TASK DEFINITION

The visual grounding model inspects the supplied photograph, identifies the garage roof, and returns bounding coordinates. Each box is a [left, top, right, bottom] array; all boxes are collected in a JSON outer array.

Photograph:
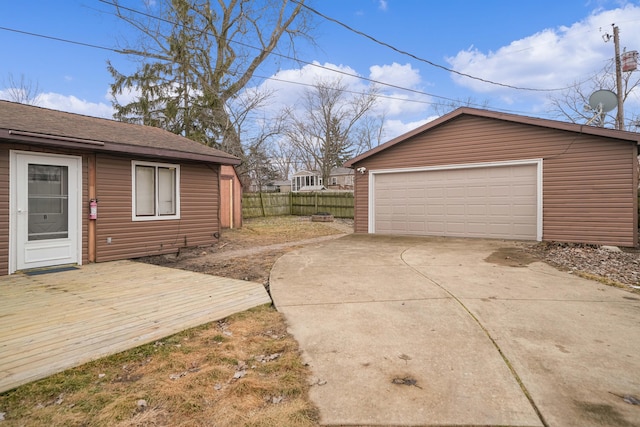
[[345, 107, 640, 167], [0, 100, 240, 165]]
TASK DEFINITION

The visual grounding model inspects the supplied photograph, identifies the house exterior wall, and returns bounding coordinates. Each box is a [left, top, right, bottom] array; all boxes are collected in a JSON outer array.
[[0, 147, 223, 275], [351, 115, 638, 246], [94, 154, 220, 262]]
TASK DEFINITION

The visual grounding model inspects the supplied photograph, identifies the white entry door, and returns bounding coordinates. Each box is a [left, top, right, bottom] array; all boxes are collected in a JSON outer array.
[[11, 151, 82, 273]]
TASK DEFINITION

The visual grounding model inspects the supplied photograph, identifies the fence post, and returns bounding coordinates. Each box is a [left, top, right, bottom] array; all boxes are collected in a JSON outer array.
[[260, 192, 265, 217], [315, 193, 318, 212]]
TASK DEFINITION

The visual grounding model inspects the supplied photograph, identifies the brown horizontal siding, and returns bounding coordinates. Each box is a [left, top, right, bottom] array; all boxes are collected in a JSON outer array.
[[94, 155, 220, 262], [0, 148, 10, 275], [353, 115, 637, 246]]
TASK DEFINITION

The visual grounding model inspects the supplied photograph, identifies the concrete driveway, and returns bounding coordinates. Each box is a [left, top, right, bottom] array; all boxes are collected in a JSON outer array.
[[270, 234, 640, 427]]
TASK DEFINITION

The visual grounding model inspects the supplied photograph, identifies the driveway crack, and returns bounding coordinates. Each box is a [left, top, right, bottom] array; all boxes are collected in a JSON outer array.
[[399, 247, 550, 427]]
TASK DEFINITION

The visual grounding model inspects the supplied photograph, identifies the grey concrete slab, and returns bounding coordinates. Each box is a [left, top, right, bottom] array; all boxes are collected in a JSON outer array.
[[270, 234, 640, 427]]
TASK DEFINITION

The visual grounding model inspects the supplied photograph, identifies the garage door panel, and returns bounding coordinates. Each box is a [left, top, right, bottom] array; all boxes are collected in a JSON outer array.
[[512, 205, 536, 216], [445, 221, 464, 231], [467, 205, 487, 215], [373, 164, 538, 240], [427, 188, 444, 198], [426, 205, 444, 215]]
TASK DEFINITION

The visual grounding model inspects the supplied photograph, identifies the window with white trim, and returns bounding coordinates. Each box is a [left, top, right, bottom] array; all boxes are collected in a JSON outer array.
[[132, 161, 180, 220]]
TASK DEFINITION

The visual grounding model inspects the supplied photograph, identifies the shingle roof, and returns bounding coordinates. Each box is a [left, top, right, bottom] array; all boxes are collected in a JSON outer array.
[[0, 100, 240, 165], [345, 107, 640, 167]]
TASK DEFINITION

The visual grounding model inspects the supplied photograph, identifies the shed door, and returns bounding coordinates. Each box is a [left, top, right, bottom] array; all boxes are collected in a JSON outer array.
[[372, 164, 538, 240], [11, 152, 82, 272]]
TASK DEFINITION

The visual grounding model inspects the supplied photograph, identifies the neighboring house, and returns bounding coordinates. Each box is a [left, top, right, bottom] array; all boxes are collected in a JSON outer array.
[[291, 168, 354, 192], [220, 165, 243, 229], [246, 179, 291, 193], [327, 167, 354, 190], [292, 170, 324, 192], [271, 180, 292, 193], [345, 107, 640, 247], [0, 101, 240, 276]]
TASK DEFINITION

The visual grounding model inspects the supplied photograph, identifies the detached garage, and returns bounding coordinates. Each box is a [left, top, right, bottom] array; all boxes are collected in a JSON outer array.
[[344, 108, 640, 247]]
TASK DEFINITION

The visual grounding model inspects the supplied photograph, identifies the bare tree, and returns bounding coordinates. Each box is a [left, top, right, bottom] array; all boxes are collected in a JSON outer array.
[[284, 78, 379, 185], [107, 0, 313, 179], [430, 96, 490, 117], [548, 61, 640, 130], [3, 73, 42, 105], [268, 137, 301, 181], [353, 112, 386, 155]]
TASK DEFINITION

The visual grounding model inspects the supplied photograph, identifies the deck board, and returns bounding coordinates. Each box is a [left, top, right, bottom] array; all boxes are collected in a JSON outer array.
[[0, 260, 272, 392]]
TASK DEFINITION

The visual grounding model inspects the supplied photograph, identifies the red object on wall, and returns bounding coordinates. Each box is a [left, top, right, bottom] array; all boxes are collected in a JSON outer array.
[[89, 199, 98, 220]]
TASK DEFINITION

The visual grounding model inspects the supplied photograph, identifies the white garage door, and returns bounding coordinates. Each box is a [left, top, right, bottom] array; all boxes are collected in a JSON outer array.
[[373, 163, 539, 240]]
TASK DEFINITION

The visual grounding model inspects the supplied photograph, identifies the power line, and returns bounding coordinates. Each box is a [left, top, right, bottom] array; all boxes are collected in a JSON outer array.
[[0, 26, 123, 54], [292, 0, 578, 93], [93, 0, 544, 112], [0, 23, 448, 104], [0, 23, 544, 116]]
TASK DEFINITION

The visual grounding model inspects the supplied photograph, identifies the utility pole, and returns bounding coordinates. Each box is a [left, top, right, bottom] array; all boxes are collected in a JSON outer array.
[[612, 25, 624, 130]]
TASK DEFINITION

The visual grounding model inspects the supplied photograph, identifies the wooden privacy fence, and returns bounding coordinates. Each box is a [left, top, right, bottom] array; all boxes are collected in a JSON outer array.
[[243, 192, 354, 218]]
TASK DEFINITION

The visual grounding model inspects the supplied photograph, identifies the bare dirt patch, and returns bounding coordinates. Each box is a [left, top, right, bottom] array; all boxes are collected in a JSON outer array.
[[485, 247, 539, 267], [138, 216, 352, 287]]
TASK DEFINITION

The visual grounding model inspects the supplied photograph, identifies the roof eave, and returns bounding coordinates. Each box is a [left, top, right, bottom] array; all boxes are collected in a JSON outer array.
[[101, 142, 241, 165], [0, 129, 241, 165]]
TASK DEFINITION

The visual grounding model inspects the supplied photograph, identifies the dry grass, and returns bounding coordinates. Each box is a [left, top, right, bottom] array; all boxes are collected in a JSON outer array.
[[0, 305, 319, 427], [216, 216, 345, 250], [0, 216, 350, 427]]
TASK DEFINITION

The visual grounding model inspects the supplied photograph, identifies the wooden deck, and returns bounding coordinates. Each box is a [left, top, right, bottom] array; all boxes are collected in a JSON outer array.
[[0, 260, 272, 393]]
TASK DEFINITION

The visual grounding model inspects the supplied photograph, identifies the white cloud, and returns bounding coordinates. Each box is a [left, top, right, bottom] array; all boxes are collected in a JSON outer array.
[[256, 61, 365, 111], [247, 61, 436, 142], [446, 4, 640, 97], [378, 0, 388, 11], [369, 62, 421, 88], [383, 116, 436, 140], [37, 93, 114, 118], [0, 90, 113, 119]]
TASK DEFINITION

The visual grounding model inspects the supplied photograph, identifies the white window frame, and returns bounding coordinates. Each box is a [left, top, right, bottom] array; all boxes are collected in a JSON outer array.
[[131, 160, 180, 221]]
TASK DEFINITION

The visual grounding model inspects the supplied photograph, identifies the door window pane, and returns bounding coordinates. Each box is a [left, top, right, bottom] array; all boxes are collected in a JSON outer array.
[[28, 164, 68, 241]]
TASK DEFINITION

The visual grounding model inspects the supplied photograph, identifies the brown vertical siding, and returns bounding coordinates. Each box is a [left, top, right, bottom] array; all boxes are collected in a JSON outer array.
[[352, 115, 637, 246], [353, 172, 369, 233], [0, 148, 10, 276], [95, 154, 220, 261], [219, 165, 243, 229]]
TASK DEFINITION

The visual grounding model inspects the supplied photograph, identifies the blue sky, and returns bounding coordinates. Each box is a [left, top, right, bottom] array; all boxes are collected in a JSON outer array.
[[1, 0, 639, 140]]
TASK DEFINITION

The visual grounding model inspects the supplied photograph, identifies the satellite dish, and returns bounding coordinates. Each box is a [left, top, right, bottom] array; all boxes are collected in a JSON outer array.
[[585, 89, 618, 127], [588, 89, 618, 113]]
